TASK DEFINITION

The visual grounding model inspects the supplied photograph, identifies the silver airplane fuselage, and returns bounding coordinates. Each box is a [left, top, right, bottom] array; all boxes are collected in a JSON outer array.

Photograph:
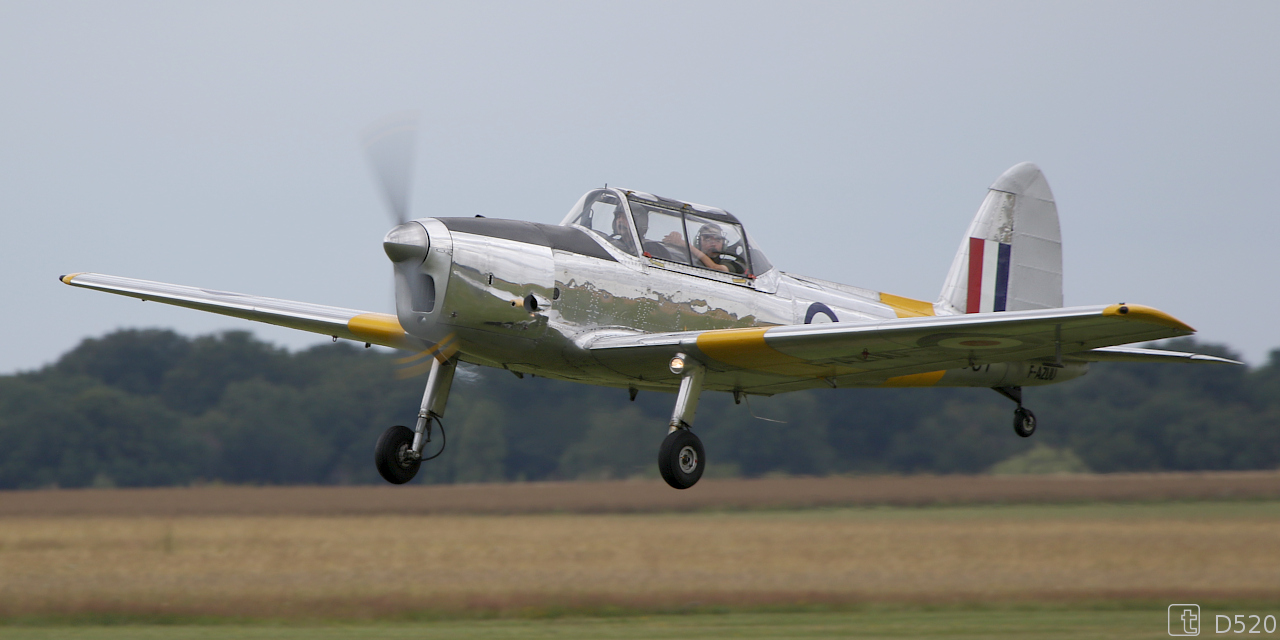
[[386, 192, 1086, 396]]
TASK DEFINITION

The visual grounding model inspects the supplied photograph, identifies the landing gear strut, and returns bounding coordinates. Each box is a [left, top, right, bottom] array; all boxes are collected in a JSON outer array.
[[994, 386, 1036, 438], [375, 357, 455, 484], [659, 353, 706, 489]]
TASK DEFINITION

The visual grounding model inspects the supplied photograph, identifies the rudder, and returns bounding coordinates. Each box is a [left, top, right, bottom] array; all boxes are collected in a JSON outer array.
[[938, 162, 1062, 314]]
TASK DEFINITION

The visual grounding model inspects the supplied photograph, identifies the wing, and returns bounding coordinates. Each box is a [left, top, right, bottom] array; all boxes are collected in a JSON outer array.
[[583, 303, 1202, 391], [60, 273, 425, 352]]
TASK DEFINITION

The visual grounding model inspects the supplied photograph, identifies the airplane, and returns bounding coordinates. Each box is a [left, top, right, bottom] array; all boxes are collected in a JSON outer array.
[[61, 133, 1238, 489]]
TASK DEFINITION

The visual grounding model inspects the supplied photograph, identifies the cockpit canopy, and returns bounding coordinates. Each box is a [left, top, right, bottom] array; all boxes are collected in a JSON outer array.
[[562, 188, 773, 276]]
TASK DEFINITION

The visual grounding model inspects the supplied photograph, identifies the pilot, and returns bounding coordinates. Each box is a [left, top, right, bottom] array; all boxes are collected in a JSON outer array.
[[609, 206, 637, 253], [668, 223, 743, 273]]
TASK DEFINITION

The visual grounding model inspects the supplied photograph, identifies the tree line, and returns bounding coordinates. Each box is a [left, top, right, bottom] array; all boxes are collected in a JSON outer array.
[[0, 328, 1274, 489]]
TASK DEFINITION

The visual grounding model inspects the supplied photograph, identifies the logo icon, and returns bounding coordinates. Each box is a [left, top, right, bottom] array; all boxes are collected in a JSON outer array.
[[1169, 604, 1200, 636]]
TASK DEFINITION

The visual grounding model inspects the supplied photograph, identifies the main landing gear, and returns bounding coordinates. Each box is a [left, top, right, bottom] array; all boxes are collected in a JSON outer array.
[[1013, 407, 1037, 438], [375, 357, 455, 484], [659, 353, 707, 489], [994, 386, 1037, 438]]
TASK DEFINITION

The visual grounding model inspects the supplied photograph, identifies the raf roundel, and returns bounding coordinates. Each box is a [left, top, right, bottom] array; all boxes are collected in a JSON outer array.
[[935, 336, 1025, 350]]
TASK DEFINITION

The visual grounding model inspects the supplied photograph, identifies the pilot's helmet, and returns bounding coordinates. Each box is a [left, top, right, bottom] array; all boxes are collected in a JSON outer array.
[[695, 223, 724, 250]]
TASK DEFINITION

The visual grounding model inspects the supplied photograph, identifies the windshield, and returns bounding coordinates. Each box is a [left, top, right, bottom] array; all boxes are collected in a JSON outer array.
[[560, 188, 776, 275], [632, 202, 692, 265], [563, 189, 638, 255], [627, 194, 759, 276], [686, 212, 748, 274]]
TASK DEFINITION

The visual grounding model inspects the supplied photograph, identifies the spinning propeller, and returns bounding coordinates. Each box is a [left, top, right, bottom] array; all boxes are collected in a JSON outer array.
[[362, 111, 420, 225], [361, 112, 457, 376]]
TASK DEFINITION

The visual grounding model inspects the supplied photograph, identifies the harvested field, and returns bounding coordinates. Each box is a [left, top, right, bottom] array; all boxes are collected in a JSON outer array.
[[0, 610, 1208, 640], [2, 471, 1279, 517], [3, 474, 1278, 620], [1, 501, 1278, 619]]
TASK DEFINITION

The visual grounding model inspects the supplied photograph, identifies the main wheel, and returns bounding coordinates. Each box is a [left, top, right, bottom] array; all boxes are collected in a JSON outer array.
[[375, 425, 421, 484], [658, 429, 705, 489], [1013, 407, 1037, 438]]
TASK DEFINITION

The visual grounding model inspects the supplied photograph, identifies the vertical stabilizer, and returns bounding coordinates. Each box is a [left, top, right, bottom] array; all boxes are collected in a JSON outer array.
[[938, 162, 1062, 314]]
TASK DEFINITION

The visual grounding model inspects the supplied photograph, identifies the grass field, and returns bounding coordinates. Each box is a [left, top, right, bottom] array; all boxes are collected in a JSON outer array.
[[2, 471, 1277, 516], [1, 502, 1276, 618], [1, 475, 1277, 637], [0, 609, 1227, 639]]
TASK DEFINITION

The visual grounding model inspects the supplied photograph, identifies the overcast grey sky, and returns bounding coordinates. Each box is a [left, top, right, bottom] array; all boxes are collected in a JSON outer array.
[[3, 1, 1277, 373]]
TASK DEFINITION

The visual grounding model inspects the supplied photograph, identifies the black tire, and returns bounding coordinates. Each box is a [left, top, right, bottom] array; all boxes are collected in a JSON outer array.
[[1013, 407, 1037, 438], [658, 429, 705, 489], [375, 425, 421, 484]]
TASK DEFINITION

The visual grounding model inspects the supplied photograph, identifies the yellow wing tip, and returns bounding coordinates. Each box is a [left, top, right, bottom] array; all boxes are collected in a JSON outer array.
[[1103, 303, 1194, 332], [60, 273, 85, 285]]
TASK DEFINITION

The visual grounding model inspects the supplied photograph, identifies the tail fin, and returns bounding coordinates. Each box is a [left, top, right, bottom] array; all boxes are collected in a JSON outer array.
[[938, 162, 1062, 314]]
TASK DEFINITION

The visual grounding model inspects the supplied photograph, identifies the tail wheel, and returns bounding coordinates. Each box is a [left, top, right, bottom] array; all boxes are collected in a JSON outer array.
[[375, 425, 421, 484], [1013, 407, 1037, 438], [659, 429, 705, 490]]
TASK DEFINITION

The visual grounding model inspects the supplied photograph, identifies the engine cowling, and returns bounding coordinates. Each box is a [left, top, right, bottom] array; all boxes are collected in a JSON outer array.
[[385, 220, 454, 345]]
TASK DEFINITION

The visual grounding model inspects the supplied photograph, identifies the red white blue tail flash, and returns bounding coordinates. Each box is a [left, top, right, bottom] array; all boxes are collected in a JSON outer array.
[[966, 237, 1011, 313]]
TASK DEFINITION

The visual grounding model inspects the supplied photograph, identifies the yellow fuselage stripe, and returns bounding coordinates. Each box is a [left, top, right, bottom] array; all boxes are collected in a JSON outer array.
[[880, 292, 936, 318]]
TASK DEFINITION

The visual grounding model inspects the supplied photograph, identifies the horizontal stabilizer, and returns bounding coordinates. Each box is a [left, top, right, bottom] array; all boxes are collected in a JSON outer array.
[[1074, 346, 1242, 365]]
